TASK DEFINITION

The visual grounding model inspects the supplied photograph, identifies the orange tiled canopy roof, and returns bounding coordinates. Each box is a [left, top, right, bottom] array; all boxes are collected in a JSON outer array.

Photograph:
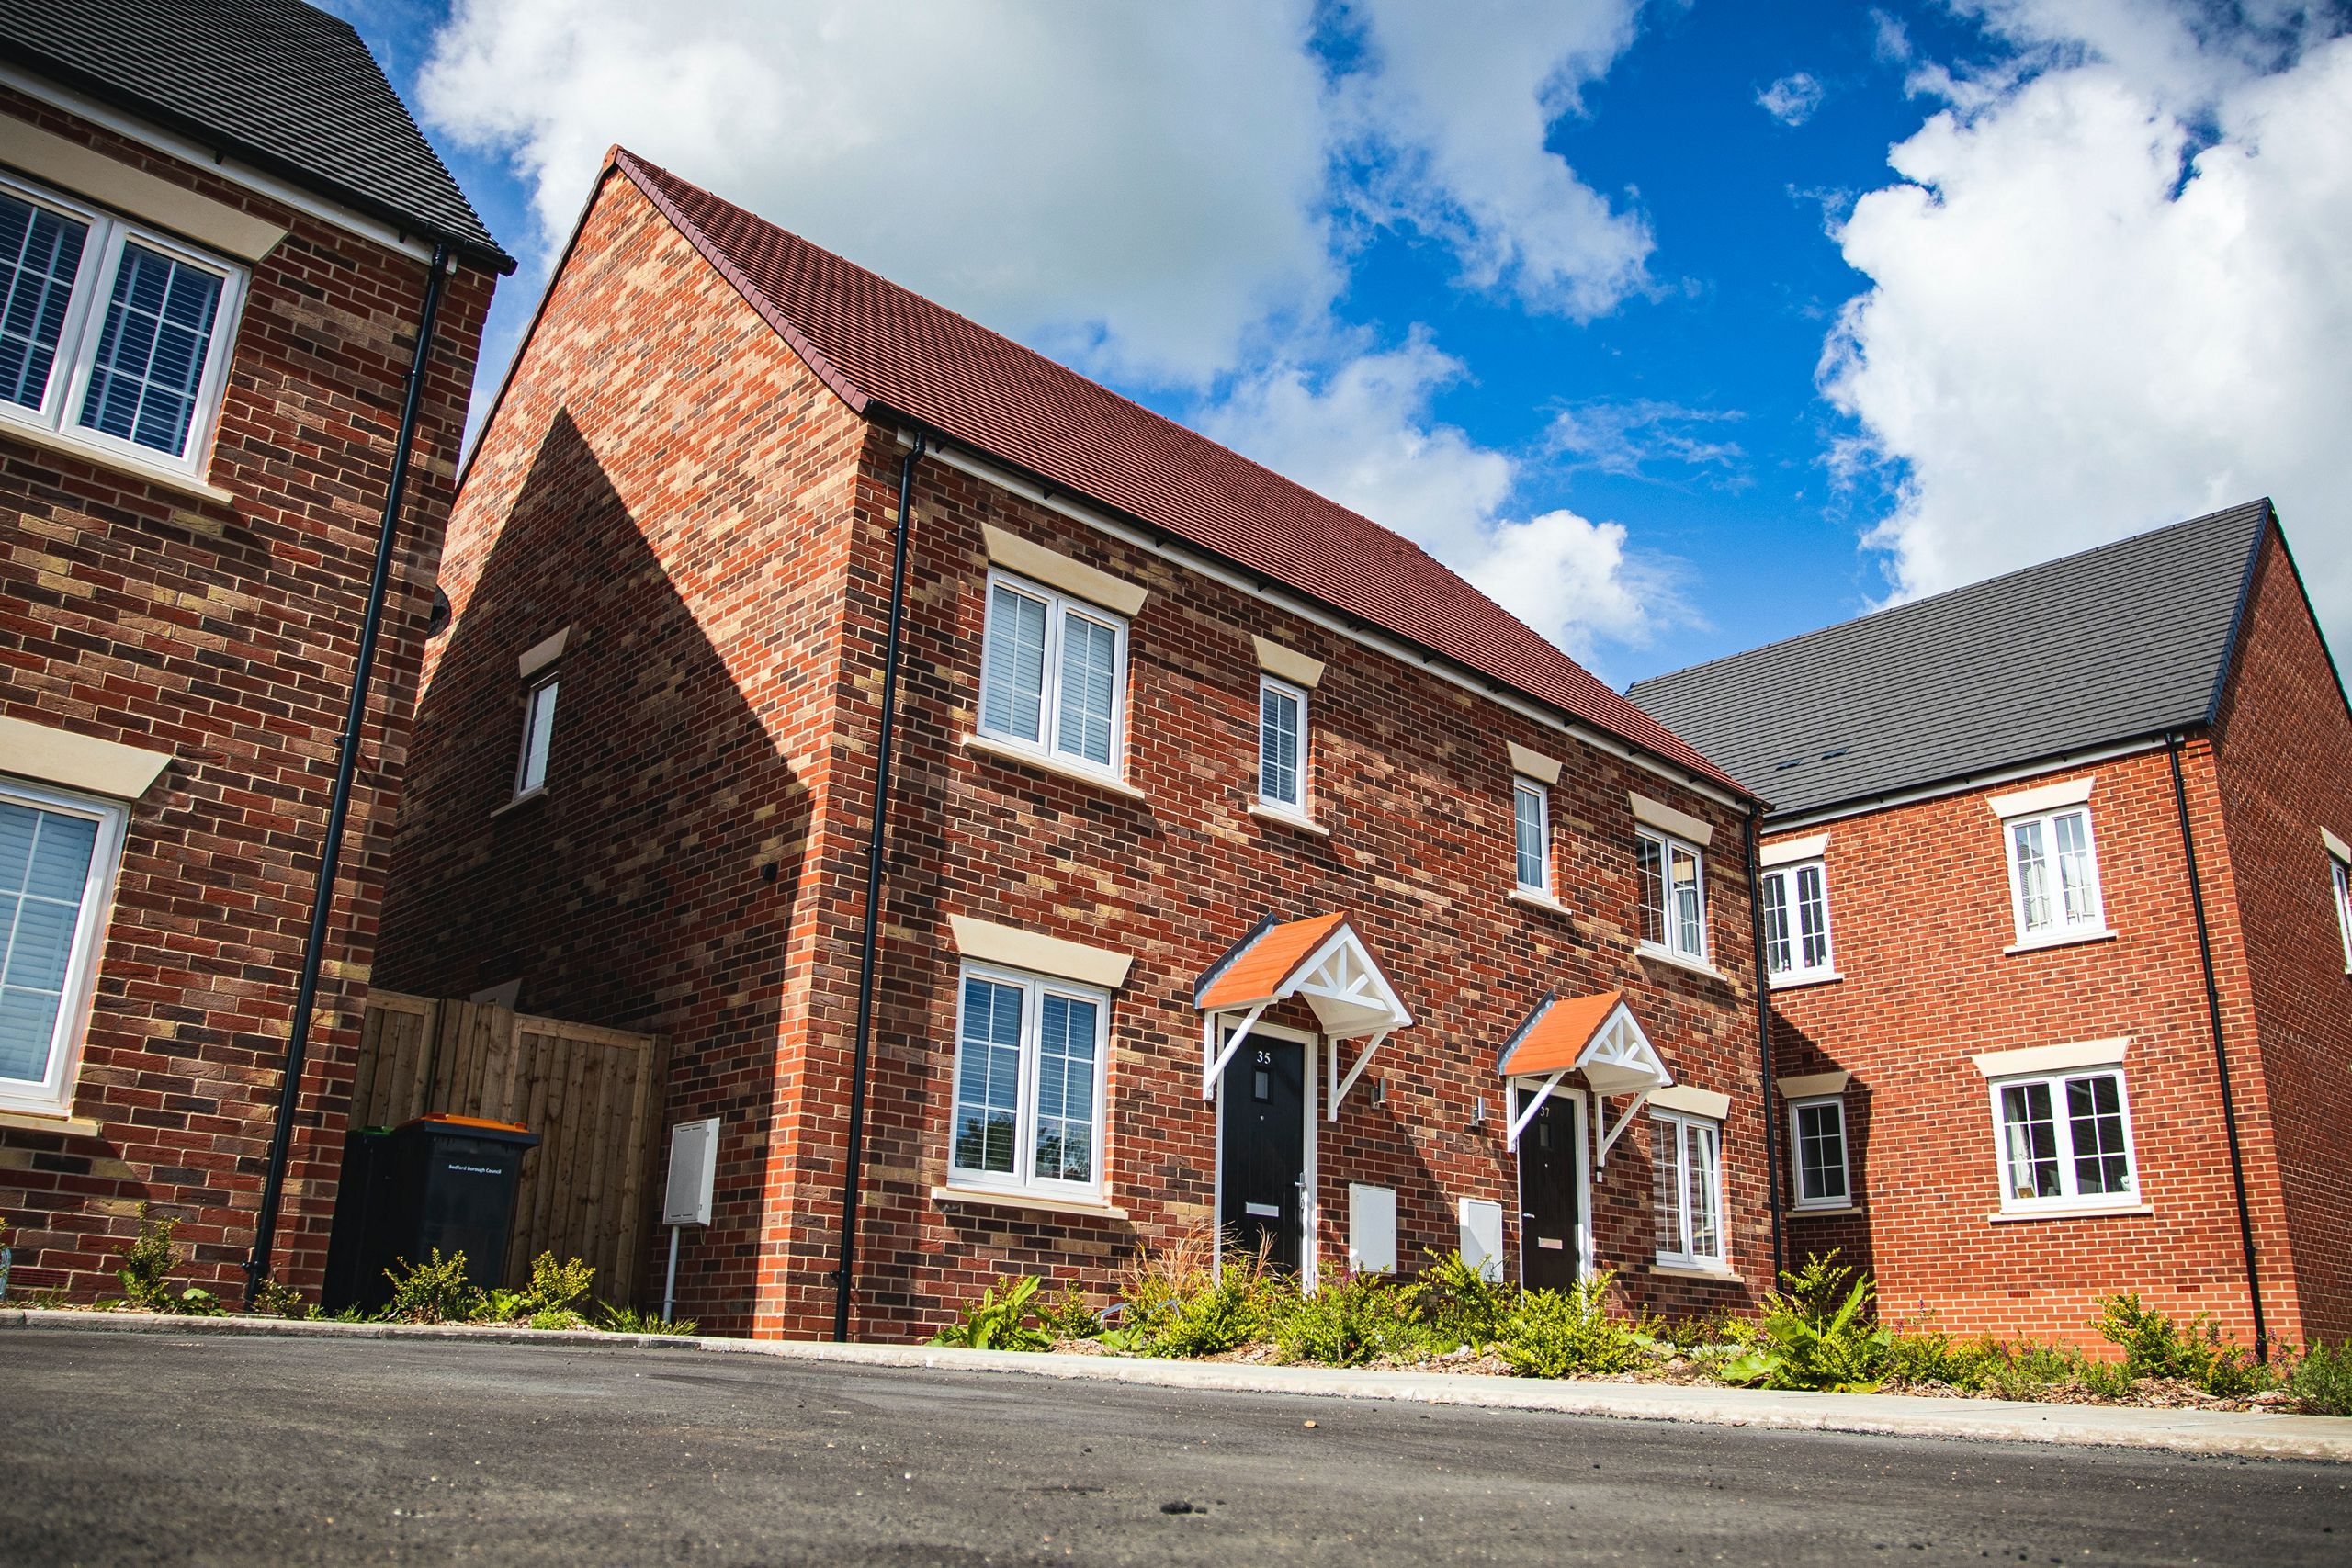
[[1496, 991, 1628, 1077], [1196, 913, 1352, 1011]]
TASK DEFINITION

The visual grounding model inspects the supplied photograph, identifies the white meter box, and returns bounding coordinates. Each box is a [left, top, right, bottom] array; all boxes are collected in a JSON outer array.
[[662, 1117, 720, 1227]]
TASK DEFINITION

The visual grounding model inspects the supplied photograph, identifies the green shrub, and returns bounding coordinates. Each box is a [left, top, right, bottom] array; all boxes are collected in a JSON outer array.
[[595, 1302, 697, 1336], [1720, 1253, 1889, 1393], [1148, 1269, 1277, 1358], [381, 1248, 481, 1325], [1497, 1272, 1641, 1379], [1038, 1281, 1106, 1341], [1982, 1339, 2078, 1402], [2091, 1292, 2271, 1396], [1273, 1273, 1423, 1367], [2286, 1340, 2352, 1416], [1885, 1326, 1999, 1391], [114, 1205, 223, 1316], [521, 1252, 594, 1316], [1404, 1250, 1514, 1351], [929, 1274, 1051, 1351], [249, 1278, 319, 1320]]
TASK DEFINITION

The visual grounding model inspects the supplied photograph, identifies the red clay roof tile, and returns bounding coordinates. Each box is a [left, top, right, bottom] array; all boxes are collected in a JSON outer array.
[[1197, 912, 1352, 1010], [1498, 990, 1627, 1077]]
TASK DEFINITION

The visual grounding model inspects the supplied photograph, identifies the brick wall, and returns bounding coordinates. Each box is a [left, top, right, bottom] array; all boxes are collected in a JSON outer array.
[[0, 93, 494, 1299], [1765, 745, 2299, 1348], [2209, 523, 2352, 1345], [379, 168, 1770, 1341]]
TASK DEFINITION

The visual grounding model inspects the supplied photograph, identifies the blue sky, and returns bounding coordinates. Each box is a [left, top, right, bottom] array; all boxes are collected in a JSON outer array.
[[332, 1, 2351, 690]]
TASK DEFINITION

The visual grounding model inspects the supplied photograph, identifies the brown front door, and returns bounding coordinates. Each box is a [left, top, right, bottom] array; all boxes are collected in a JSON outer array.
[[1517, 1091, 1579, 1292]]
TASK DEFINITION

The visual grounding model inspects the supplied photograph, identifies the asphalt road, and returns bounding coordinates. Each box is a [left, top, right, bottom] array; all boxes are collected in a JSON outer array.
[[1, 1331, 2345, 1565]]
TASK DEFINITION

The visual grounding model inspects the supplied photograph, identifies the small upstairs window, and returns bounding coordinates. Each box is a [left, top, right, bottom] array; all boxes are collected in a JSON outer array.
[[0, 175, 243, 477], [1637, 829, 1707, 962], [1760, 860, 1835, 984], [1512, 778, 1550, 894], [1788, 1095, 1849, 1210], [1257, 675, 1307, 816], [978, 570, 1127, 780], [2006, 805, 2105, 944], [2329, 841, 2351, 974], [514, 671, 558, 797]]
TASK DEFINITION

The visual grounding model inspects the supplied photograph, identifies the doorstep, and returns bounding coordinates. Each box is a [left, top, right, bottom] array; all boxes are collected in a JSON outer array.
[[5, 1308, 2344, 1463]]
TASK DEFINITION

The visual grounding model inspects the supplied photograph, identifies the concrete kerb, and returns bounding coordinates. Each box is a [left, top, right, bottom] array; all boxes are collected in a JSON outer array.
[[7, 1307, 2347, 1463]]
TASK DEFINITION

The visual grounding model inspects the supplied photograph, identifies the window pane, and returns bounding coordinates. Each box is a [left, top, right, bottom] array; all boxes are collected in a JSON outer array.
[[1260, 685, 1301, 807], [2336, 861, 2352, 970], [1637, 835, 1666, 947], [1053, 611, 1118, 766], [2053, 811, 2098, 926], [77, 242, 223, 457], [1688, 1122, 1722, 1258], [1651, 1120, 1680, 1255], [2011, 819, 2052, 932], [1999, 1081, 2061, 1199], [1034, 993, 1099, 1182], [517, 677, 558, 795], [980, 585, 1047, 742], [0, 192, 88, 411], [954, 977, 1024, 1175], [2065, 1074, 2132, 1195], [1795, 864, 1831, 970], [1796, 1101, 1847, 1202], [0, 801, 100, 1086], [1670, 843, 1704, 956], [1513, 784, 1545, 889], [1761, 871, 1792, 974]]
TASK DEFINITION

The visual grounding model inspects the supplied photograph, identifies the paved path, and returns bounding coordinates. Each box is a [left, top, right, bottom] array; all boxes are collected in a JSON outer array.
[[4, 1327, 2347, 1564]]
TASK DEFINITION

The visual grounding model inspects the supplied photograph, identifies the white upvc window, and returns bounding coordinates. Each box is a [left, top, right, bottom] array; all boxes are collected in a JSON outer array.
[[1637, 829, 1707, 962], [0, 779, 128, 1117], [1761, 860, 1835, 983], [1512, 777, 1550, 894], [1652, 1109, 1725, 1269], [1990, 1067, 2138, 1212], [2329, 850, 2351, 974], [1788, 1095, 1849, 1210], [949, 963, 1110, 1201], [2006, 805, 2106, 944], [0, 173, 245, 478], [978, 570, 1128, 780], [1257, 674, 1307, 815], [514, 670, 559, 798]]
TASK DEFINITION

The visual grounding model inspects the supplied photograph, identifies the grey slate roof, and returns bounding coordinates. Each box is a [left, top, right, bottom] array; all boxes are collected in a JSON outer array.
[[0, 0, 512, 271], [1627, 502, 2274, 820]]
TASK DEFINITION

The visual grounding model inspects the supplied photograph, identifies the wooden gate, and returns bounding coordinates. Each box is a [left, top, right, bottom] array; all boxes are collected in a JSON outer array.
[[348, 992, 668, 1298]]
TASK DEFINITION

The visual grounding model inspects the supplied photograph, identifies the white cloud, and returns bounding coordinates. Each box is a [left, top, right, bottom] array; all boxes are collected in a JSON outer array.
[[417, 0, 1337, 388], [1197, 333, 1688, 664], [1332, 0, 1656, 319], [1758, 73, 1827, 127], [1824, 7, 2352, 649], [1547, 400, 1746, 480]]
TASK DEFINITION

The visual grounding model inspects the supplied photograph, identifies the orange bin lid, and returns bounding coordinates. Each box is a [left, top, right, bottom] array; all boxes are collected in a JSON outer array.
[[400, 1111, 532, 1134]]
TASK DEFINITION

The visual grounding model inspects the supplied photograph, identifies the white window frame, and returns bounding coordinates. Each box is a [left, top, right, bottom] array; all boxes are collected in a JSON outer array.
[[1760, 859, 1837, 985], [1256, 673, 1308, 816], [976, 569, 1130, 783], [1787, 1094, 1849, 1211], [1987, 1066, 2140, 1213], [2003, 805, 2109, 947], [2329, 851, 2351, 976], [1637, 828, 1709, 964], [1511, 776, 1551, 895], [513, 669, 559, 799], [946, 961, 1112, 1202], [0, 170, 246, 480], [1652, 1108, 1727, 1269], [0, 776, 130, 1118]]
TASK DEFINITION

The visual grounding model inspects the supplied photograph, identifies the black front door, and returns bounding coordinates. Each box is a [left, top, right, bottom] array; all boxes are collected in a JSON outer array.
[[1220, 1036, 1305, 1271], [1518, 1092, 1580, 1292]]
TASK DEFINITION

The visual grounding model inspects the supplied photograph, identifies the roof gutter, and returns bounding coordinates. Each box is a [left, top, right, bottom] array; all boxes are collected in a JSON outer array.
[[831, 432, 927, 1341], [243, 241, 455, 1303], [2165, 730, 2267, 1360]]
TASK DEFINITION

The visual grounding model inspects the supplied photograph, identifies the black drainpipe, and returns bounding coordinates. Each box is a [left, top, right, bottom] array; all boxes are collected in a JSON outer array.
[[1745, 803, 1785, 1283], [831, 433, 927, 1341], [2165, 731, 2268, 1360], [244, 242, 454, 1302]]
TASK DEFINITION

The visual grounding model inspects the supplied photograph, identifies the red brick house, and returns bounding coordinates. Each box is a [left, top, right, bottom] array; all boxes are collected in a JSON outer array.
[[1633, 502, 2352, 1352], [0, 1, 508, 1300], [376, 149, 1777, 1341]]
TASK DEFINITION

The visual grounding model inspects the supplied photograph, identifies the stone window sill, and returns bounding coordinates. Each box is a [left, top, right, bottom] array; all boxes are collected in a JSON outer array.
[[0, 416, 236, 506], [1249, 802, 1330, 838], [961, 734, 1147, 801], [1988, 1202, 2152, 1224], [2003, 928, 2118, 957], [1770, 970, 1844, 992], [1510, 887, 1574, 919], [492, 785, 548, 818], [1636, 942, 1726, 981], [930, 1184, 1130, 1222], [1789, 1203, 1863, 1218], [0, 1108, 103, 1137], [1649, 1260, 1742, 1283]]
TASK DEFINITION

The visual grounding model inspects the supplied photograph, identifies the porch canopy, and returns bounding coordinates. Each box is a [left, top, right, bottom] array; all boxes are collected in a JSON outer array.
[[1494, 989, 1671, 1163], [1194, 912, 1412, 1116]]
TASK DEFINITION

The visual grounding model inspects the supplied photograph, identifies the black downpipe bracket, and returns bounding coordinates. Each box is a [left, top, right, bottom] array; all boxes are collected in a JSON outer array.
[[1745, 804, 1786, 1282], [243, 243, 454, 1302], [2166, 732, 2268, 1360], [833, 434, 927, 1341]]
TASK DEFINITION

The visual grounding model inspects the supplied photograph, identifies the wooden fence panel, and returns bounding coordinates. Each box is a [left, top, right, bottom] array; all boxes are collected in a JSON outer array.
[[350, 992, 664, 1297]]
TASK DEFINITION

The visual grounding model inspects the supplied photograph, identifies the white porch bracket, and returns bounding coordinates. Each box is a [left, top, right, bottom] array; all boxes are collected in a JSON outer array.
[[1326, 1031, 1389, 1120], [1505, 1068, 1570, 1151], [1202, 1002, 1270, 1100], [1594, 1089, 1654, 1170]]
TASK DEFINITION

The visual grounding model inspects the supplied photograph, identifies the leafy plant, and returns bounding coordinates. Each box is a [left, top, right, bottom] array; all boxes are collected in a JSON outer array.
[[1982, 1339, 2078, 1402], [115, 1205, 222, 1316], [929, 1274, 1051, 1350], [1497, 1272, 1642, 1378], [1404, 1250, 1514, 1351], [596, 1302, 697, 1336], [1273, 1272, 1421, 1366], [1037, 1280, 1106, 1341], [250, 1278, 319, 1320], [381, 1248, 481, 1325], [521, 1252, 595, 1317], [1720, 1253, 1889, 1392], [2286, 1339, 2352, 1416], [2092, 1292, 2269, 1396], [1884, 1325, 1999, 1391], [478, 1288, 528, 1323]]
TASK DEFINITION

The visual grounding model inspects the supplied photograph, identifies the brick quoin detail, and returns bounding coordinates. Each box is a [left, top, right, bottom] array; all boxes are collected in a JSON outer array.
[[0, 90, 495, 1303], [378, 170, 1770, 1342]]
